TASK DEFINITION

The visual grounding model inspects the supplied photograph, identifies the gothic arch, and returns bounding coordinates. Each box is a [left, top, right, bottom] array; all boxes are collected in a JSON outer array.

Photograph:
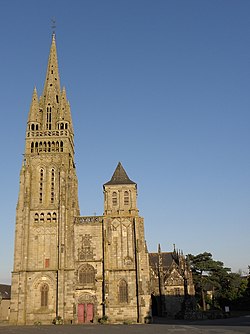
[[77, 293, 96, 304], [32, 274, 55, 293], [37, 165, 46, 174], [118, 279, 128, 303], [31, 274, 55, 311], [78, 264, 95, 285]]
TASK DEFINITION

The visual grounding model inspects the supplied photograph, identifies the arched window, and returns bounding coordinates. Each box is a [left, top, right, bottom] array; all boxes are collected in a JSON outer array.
[[34, 213, 39, 223], [41, 284, 49, 307], [124, 191, 129, 205], [48, 141, 51, 152], [60, 141, 63, 152], [51, 169, 55, 203], [31, 142, 34, 153], [40, 213, 44, 222], [39, 169, 44, 203], [46, 106, 52, 130], [118, 279, 128, 303], [52, 212, 57, 223], [112, 192, 117, 206], [79, 264, 95, 285], [47, 212, 51, 223]]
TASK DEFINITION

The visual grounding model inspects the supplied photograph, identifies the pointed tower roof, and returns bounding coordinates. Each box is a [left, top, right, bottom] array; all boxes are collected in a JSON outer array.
[[104, 162, 136, 186], [42, 33, 61, 97]]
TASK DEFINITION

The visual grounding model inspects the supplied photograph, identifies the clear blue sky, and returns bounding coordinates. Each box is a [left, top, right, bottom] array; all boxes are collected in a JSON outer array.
[[0, 0, 249, 284]]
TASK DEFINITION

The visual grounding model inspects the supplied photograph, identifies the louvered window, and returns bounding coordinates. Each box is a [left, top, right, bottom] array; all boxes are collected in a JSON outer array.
[[112, 192, 118, 206]]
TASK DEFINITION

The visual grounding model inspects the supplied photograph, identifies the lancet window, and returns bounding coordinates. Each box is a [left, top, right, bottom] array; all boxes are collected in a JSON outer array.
[[51, 169, 55, 203], [39, 169, 44, 203], [40, 284, 49, 307], [52, 212, 57, 223], [47, 213, 51, 223], [34, 213, 39, 223], [46, 106, 52, 130], [40, 213, 44, 222], [118, 279, 128, 303]]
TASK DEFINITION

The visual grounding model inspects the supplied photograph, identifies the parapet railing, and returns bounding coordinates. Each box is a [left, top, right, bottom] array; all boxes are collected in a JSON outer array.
[[74, 216, 103, 224]]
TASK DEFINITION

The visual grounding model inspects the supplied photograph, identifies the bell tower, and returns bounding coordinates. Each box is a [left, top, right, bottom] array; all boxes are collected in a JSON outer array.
[[102, 162, 150, 323], [10, 34, 80, 325]]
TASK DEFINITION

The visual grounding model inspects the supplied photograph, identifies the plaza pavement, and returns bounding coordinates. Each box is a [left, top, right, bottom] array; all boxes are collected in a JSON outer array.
[[0, 316, 250, 334]]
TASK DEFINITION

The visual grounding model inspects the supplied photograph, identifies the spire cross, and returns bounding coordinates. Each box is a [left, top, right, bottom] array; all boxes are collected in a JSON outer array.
[[51, 18, 56, 34]]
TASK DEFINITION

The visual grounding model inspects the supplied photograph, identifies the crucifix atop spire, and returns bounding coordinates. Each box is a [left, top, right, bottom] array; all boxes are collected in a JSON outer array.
[[51, 18, 56, 35]]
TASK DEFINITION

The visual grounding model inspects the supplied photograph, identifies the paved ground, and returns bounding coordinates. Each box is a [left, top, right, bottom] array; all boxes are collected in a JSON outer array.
[[0, 316, 250, 334]]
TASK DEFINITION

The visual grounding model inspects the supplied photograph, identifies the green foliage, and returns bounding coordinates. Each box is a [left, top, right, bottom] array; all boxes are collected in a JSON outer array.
[[52, 315, 63, 325], [187, 252, 249, 311], [98, 315, 108, 324], [144, 315, 152, 324]]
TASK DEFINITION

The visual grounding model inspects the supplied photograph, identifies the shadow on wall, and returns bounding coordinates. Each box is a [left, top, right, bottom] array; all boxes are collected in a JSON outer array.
[[151, 294, 197, 319]]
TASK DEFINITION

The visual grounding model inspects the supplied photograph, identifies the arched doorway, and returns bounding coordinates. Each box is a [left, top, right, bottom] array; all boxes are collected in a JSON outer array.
[[77, 293, 96, 324], [77, 303, 94, 323]]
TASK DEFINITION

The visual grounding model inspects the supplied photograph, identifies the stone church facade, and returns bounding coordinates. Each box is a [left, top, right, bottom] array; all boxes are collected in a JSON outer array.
[[10, 35, 194, 325]]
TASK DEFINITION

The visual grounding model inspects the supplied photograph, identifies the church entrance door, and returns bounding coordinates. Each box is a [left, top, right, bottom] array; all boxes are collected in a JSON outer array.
[[77, 303, 94, 323], [78, 304, 85, 323], [86, 303, 94, 322]]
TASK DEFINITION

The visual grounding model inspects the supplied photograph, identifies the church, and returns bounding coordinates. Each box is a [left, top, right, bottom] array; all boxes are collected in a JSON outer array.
[[9, 34, 194, 325]]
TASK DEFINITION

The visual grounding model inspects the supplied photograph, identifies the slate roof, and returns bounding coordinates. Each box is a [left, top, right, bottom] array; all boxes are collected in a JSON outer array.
[[0, 284, 11, 300], [104, 162, 136, 186], [149, 252, 177, 270]]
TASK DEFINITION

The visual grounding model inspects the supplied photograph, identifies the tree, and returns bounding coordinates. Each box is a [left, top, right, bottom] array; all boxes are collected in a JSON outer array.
[[187, 252, 218, 310], [187, 252, 246, 311], [187, 253, 250, 312]]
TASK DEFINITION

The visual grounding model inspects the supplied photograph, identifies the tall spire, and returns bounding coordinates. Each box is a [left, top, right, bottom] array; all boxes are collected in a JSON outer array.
[[42, 34, 61, 99]]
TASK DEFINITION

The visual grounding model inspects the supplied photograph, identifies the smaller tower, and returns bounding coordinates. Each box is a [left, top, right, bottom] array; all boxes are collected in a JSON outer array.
[[102, 162, 150, 323]]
